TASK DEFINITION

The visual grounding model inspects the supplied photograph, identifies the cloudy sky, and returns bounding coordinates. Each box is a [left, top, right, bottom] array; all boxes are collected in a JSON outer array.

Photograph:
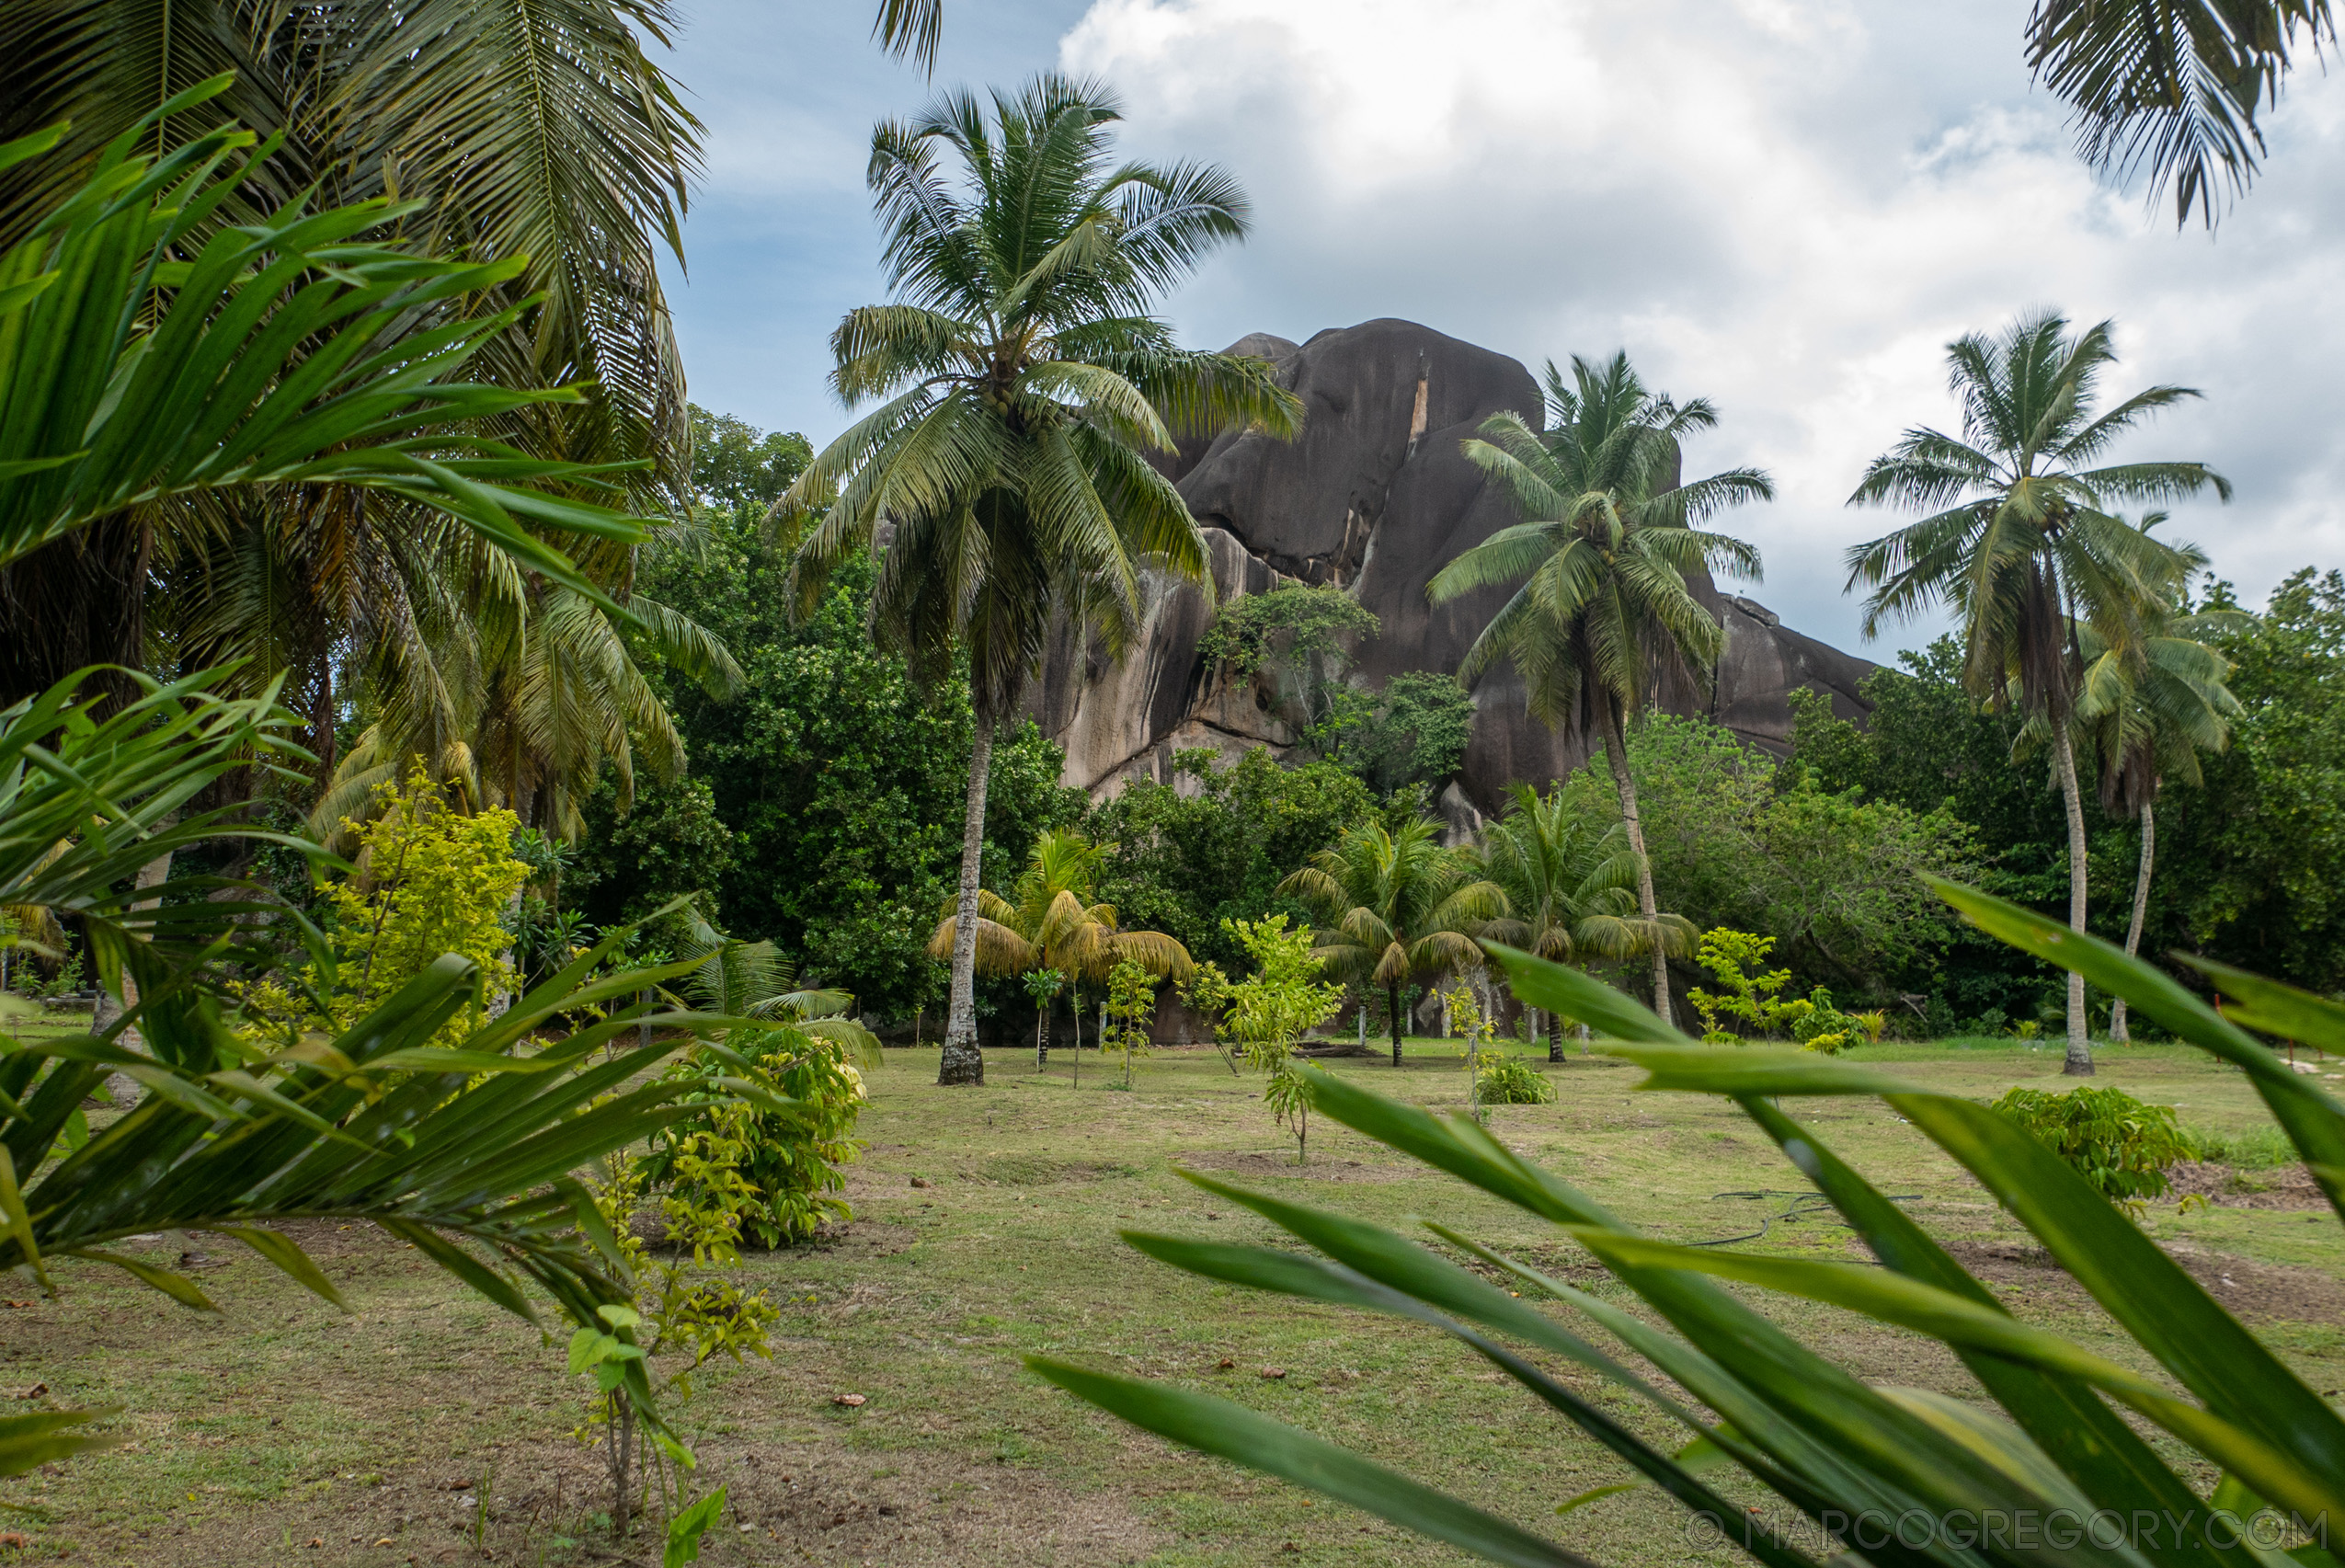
[[657, 0, 2343, 654]]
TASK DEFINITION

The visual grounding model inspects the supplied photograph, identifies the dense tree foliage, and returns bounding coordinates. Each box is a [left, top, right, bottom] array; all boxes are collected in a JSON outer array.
[[1564, 714, 1976, 1017], [2155, 569, 2345, 993], [1789, 567, 2345, 1023], [1088, 749, 1377, 974], [588, 467, 1081, 1021]]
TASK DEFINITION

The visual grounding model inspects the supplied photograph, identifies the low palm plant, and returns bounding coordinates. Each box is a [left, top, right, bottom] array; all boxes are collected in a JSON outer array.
[[1279, 816, 1506, 1068], [1039, 884, 2345, 1567], [1471, 783, 1692, 1059], [927, 828, 1193, 1052]]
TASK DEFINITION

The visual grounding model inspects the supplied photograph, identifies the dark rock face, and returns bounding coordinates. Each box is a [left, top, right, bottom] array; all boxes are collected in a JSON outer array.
[[1022, 319, 1877, 812]]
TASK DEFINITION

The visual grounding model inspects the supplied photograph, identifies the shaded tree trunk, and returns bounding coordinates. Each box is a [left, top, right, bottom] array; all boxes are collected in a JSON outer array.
[[939, 708, 995, 1087], [1388, 980, 1403, 1068], [2111, 799, 2154, 1045], [2052, 727, 2093, 1075], [1601, 700, 1673, 1028]]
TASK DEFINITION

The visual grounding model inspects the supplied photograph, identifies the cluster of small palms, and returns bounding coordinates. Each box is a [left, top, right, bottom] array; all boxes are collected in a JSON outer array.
[[925, 827, 1194, 1057]]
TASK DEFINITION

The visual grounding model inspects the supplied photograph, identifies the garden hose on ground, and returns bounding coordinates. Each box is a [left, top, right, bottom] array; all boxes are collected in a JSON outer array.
[[1687, 1189, 1921, 1248]]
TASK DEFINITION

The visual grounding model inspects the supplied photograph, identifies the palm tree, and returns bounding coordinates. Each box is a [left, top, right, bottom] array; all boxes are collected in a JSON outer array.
[[1426, 352, 1770, 1027], [0, 0, 701, 486], [2062, 541, 2245, 1043], [2025, 0, 2335, 227], [0, 104, 646, 606], [1846, 310, 2227, 1073], [927, 828, 1193, 1055], [1471, 784, 1693, 1060], [784, 75, 1300, 1087], [1279, 816, 1506, 1068], [307, 569, 742, 844], [0, 8, 710, 825]]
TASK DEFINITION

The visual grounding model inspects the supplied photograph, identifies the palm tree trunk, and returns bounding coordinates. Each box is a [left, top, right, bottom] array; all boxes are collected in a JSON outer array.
[[2052, 726, 2093, 1075], [939, 708, 996, 1087], [2111, 800, 2154, 1046], [1601, 702, 1674, 1028], [1388, 981, 1403, 1068]]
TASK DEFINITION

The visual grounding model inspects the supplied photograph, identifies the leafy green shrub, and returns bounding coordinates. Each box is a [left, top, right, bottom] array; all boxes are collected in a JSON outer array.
[[1196, 581, 1378, 679], [645, 1027, 867, 1247], [1788, 986, 1862, 1054], [1474, 1053, 1554, 1105], [1684, 927, 1797, 1041], [1989, 1083, 2198, 1211], [234, 766, 532, 1052]]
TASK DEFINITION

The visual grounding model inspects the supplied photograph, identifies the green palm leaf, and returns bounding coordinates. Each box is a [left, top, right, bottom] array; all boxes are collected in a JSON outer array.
[[0, 86, 647, 601]]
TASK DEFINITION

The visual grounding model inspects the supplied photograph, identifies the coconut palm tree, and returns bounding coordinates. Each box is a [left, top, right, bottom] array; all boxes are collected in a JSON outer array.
[[1278, 816, 1506, 1068], [2060, 539, 2246, 1043], [2025, 0, 2335, 228], [1471, 784, 1693, 1060], [1846, 310, 2227, 1073], [1425, 352, 1769, 1027], [927, 828, 1194, 1055], [784, 74, 1300, 1087]]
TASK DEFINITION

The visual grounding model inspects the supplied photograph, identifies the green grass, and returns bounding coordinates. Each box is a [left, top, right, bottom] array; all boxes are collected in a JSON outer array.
[[6, 1036, 2340, 1566]]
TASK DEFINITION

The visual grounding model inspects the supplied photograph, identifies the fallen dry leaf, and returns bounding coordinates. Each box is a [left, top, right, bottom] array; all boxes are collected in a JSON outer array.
[[1, 1300, 31, 1310], [0, 1532, 28, 1549], [1216, 1358, 1235, 1370], [17, 1383, 46, 1401], [1259, 1368, 1287, 1379], [831, 1393, 867, 1407]]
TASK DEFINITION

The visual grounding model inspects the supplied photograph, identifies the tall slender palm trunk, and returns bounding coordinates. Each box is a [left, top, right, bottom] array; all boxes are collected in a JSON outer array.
[[1601, 703, 1674, 1028], [1388, 980, 1404, 1068], [2111, 800, 2154, 1045], [2052, 727, 2094, 1075], [940, 709, 996, 1086]]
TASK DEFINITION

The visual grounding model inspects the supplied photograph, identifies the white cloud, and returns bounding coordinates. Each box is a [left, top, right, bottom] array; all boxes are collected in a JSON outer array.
[[1058, 0, 2345, 650]]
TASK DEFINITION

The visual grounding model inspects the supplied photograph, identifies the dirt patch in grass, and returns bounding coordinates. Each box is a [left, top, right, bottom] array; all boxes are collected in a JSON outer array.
[[1946, 1238, 2345, 1323], [1171, 1150, 1414, 1183], [124, 1436, 1162, 1567], [967, 1155, 1142, 1187], [2166, 1160, 2331, 1210]]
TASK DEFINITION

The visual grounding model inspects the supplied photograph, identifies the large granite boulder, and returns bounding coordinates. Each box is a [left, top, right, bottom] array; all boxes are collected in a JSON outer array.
[[1022, 319, 1877, 812]]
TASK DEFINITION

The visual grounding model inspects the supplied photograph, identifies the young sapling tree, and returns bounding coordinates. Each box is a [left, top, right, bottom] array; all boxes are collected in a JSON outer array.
[[1214, 916, 1344, 1162]]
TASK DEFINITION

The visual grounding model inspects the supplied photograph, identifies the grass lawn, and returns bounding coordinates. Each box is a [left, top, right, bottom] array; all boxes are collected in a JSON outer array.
[[7, 1036, 2341, 1567]]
